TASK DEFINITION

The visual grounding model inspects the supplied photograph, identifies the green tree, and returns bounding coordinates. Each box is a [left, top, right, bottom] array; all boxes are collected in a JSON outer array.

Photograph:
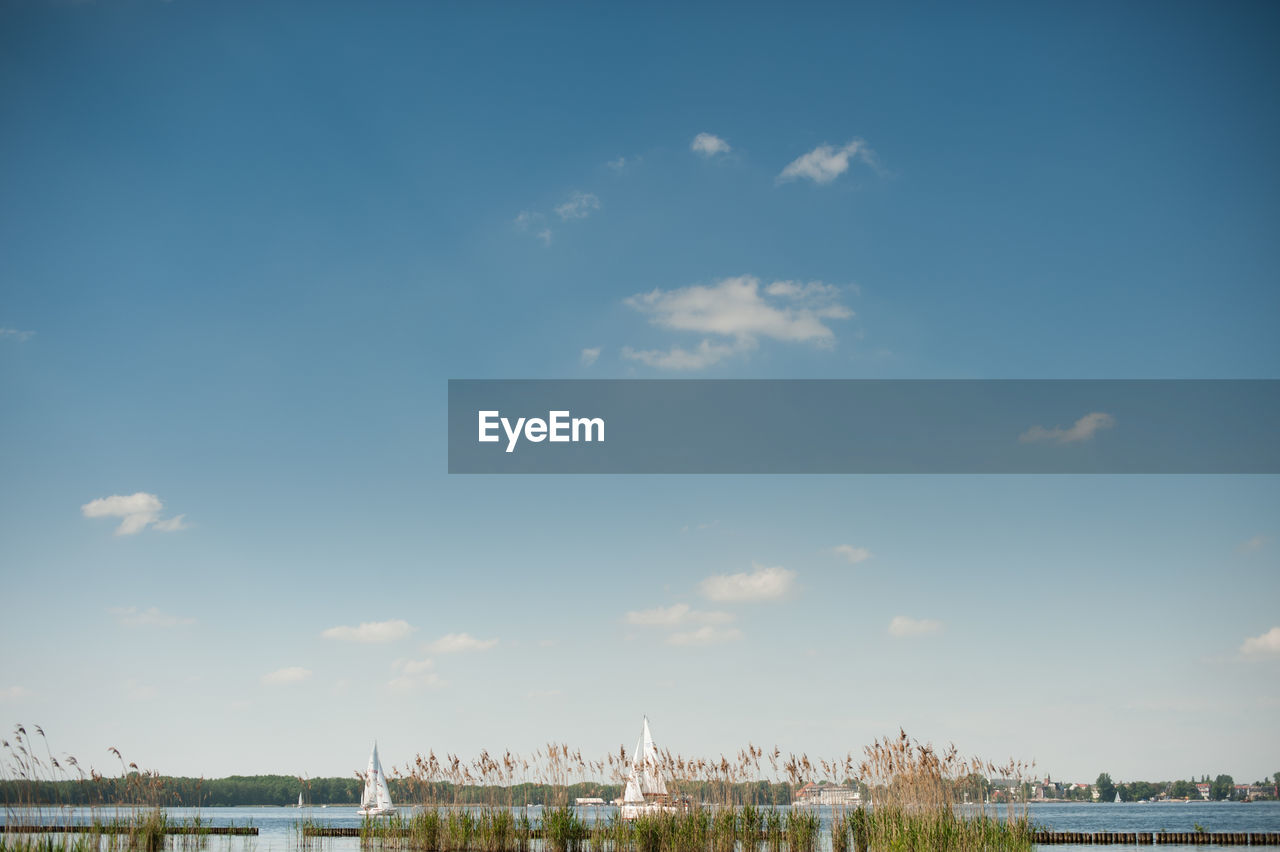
[[1095, 773, 1116, 803], [1210, 774, 1234, 801]]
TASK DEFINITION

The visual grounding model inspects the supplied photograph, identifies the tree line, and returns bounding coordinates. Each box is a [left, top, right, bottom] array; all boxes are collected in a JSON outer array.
[[1092, 772, 1278, 802], [0, 776, 794, 808]]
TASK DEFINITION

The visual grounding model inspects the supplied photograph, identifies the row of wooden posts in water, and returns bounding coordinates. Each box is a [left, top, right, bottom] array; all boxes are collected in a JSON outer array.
[[1034, 833, 1277, 845]]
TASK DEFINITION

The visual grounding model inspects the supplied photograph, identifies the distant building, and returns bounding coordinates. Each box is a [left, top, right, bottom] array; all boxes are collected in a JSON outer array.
[[575, 797, 606, 806], [1031, 779, 1062, 800], [794, 782, 861, 806], [1195, 783, 1211, 801]]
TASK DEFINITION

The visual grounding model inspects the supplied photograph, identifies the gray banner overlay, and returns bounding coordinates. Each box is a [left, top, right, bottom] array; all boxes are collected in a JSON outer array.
[[447, 380, 1279, 474]]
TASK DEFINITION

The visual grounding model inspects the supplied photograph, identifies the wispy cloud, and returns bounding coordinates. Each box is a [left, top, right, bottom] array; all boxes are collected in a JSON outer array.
[[81, 492, 188, 536], [322, 619, 415, 643], [667, 625, 743, 646], [778, 139, 879, 184], [1240, 626, 1280, 657], [606, 156, 638, 172], [1019, 412, 1115, 445], [124, 679, 158, 702], [580, 347, 601, 367], [388, 658, 445, 691], [625, 603, 734, 627], [626, 276, 851, 342], [261, 666, 312, 685], [1237, 535, 1269, 555], [514, 210, 553, 246], [691, 133, 731, 157], [426, 632, 498, 654], [622, 340, 745, 370], [622, 276, 853, 370], [0, 328, 35, 342], [832, 545, 873, 564], [555, 191, 601, 220], [700, 564, 796, 602], [110, 606, 195, 628], [888, 616, 942, 637], [0, 686, 31, 702]]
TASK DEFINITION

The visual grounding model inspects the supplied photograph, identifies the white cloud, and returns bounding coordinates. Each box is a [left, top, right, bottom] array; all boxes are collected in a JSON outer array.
[[322, 619, 415, 643], [426, 632, 498, 654], [1019, 412, 1115, 445], [626, 276, 852, 342], [0, 685, 31, 701], [888, 616, 942, 637], [625, 603, 734, 627], [700, 564, 796, 602], [765, 280, 848, 300], [622, 276, 853, 371], [515, 211, 553, 246], [0, 328, 34, 342], [555, 192, 601, 220], [397, 657, 435, 675], [124, 679, 157, 702], [832, 545, 873, 564], [691, 133, 731, 157], [110, 606, 195, 628], [581, 347, 601, 366], [388, 658, 444, 691], [667, 625, 744, 646], [778, 139, 879, 185], [606, 156, 631, 171], [621, 339, 746, 370], [1240, 626, 1280, 657], [81, 492, 187, 536], [151, 515, 189, 532], [1238, 535, 1268, 555], [261, 666, 312, 685]]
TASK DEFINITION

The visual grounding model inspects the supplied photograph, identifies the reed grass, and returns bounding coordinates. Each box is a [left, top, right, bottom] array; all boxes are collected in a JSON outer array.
[[7, 724, 1039, 852]]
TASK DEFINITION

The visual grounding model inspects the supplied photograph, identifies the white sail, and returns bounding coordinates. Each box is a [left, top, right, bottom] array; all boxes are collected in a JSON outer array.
[[637, 716, 667, 797], [620, 716, 675, 819], [297, 792, 303, 808], [623, 732, 646, 804], [359, 742, 396, 815]]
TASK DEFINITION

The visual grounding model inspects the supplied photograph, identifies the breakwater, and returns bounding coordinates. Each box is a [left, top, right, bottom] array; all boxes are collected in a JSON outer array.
[[1033, 833, 1280, 845]]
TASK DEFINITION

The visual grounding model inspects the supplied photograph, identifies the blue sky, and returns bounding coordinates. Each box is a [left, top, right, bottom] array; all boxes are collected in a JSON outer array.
[[1, 1, 1277, 783]]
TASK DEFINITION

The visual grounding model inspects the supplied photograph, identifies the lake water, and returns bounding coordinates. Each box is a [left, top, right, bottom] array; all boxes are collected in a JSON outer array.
[[4, 802, 1279, 851]]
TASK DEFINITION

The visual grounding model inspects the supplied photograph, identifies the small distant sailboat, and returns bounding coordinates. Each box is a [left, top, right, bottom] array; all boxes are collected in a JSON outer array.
[[357, 742, 396, 817], [1115, 791, 1122, 803], [297, 792, 304, 808], [619, 716, 680, 820]]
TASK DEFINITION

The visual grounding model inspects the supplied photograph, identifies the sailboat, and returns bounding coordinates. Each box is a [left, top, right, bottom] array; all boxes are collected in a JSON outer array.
[[619, 716, 680, 820], [297, 792, 303, 808], [1114, 791, 1122, 803], [357, 742, 396, 816]]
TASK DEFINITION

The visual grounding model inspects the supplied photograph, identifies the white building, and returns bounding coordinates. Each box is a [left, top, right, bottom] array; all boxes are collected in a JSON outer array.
[[793, 783, 861, 806]]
